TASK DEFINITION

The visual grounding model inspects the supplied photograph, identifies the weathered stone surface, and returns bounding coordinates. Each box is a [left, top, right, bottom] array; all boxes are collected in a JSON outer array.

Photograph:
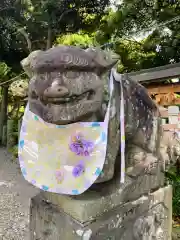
[[21, 50, 43, 78], [21, 46, 165, 184], [160, 130, 180, 168], [41, 161, 164, 223], [30, 185, 172, 240], [21, 46, 175, 240]]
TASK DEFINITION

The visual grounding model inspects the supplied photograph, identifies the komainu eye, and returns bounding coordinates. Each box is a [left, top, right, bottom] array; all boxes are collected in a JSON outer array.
[[31, 90, 38, 99]]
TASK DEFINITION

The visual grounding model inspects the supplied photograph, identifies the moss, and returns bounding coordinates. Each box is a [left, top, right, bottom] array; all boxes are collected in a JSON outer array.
[[9, 145, 18, 159], [165, 167, 180, 217]]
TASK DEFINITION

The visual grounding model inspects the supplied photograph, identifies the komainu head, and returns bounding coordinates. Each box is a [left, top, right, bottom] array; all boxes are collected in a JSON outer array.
[[21, 46, 118, 124]]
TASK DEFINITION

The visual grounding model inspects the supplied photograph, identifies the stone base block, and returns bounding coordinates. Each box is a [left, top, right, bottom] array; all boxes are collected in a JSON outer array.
[[30, 186, 172, 240], [40, 167, 164, 223]]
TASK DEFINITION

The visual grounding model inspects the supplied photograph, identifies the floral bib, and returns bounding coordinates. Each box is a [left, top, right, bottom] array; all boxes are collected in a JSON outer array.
[[18, 69, 125, 195]]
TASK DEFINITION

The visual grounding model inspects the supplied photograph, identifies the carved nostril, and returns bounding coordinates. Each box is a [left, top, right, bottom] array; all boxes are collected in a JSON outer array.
[[44, 85, 69, 98]]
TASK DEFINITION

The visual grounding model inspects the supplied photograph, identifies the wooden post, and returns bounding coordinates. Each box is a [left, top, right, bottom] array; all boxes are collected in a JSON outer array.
[[0, 86, 9, 143], [18, 119, 22, 138], [2, 125, 7, 145], [7, 120, 16, 150]]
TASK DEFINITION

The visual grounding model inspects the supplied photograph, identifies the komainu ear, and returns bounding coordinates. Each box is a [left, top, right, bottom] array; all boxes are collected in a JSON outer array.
[[21, 50, 43, 78], [85, 47, 119, 75]]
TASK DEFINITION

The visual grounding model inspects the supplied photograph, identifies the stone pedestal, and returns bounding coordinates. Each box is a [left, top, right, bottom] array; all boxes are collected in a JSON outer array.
[[30, 185, 172, 240]]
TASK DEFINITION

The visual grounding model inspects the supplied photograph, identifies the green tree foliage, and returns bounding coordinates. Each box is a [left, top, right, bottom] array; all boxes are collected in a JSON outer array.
[[0, 62, 11, 82], [0, 0, 110, 69], [0, 61, 12, 140], [104, 0, 180, 40], [0, 0, 28, 71], [25, 0, 109, 45], [96, 0, 180, 69], [55, 32, 95, 48], [114, 39, 156, 73], [0, 62, 11, 102], [165, 166, 180, 216]]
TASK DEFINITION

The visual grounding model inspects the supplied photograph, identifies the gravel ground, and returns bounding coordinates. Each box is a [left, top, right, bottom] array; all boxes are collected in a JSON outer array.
[[0, 148, 39, 240]]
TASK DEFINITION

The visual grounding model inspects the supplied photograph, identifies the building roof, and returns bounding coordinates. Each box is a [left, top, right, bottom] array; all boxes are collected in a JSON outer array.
[[127, 62, 180, 83]]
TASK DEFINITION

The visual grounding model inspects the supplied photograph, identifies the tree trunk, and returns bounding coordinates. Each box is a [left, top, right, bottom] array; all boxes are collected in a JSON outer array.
[[0, 86, 9, 142], [46, 24, 52, 50]]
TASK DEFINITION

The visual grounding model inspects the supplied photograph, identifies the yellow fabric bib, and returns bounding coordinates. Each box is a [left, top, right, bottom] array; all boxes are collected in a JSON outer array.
[[19, 107, 107, 195], [18, 69, 125, 195]]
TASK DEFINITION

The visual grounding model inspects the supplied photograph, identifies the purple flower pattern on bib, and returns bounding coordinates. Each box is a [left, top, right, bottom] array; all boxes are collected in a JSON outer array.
[[55, 169, 64, 183], [69, 132, 94, 156], [72, 160, 85, 177]]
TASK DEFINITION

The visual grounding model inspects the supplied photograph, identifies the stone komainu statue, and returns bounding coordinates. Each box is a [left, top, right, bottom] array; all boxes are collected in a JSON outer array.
[[21, 46, 164, 184], [20, 46, 177, 240]]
